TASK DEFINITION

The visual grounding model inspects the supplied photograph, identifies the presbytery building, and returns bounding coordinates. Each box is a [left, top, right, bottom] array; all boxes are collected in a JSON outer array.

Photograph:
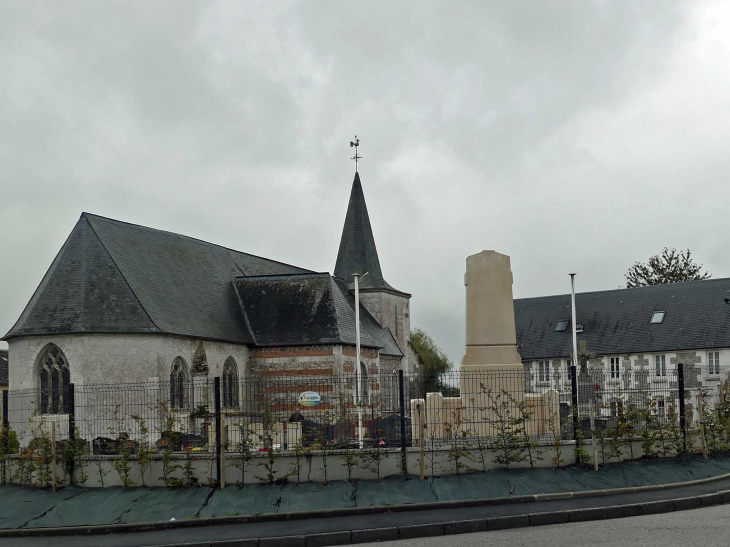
[[515, 279, 730, 420]]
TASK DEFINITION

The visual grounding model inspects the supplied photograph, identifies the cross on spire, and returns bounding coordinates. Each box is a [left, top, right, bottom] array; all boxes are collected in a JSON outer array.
[[350, 135, 362, 172]]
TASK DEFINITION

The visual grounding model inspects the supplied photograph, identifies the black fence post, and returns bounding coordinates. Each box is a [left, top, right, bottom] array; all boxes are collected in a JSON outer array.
[[2, 390, 8, 485], [570, 365, 580, 445], [678, 363, 686, 452], [2, 390, 8, 430], [68, 383, 75, 441], [214, 377, 222, 487], [398, 370, 407, 474]]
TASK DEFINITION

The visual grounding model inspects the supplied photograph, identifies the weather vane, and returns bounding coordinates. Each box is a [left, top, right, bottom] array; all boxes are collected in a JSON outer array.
[[350, 135, 362, 171]]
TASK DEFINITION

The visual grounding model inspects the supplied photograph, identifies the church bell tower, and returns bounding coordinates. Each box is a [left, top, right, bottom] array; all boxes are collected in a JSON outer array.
[[334, 170, 413, 370]]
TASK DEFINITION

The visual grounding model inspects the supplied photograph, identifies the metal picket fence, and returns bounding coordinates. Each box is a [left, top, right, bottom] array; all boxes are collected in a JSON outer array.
[[1, 366, 698, 457]]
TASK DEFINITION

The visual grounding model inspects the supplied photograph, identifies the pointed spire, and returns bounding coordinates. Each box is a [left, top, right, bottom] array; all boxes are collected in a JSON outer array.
[[335, 172, 403, 293]]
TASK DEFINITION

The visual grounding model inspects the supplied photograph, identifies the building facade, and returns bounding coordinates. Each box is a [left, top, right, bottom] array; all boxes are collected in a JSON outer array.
[[2, 171, 414, 445], [515, 279, 730, 423]]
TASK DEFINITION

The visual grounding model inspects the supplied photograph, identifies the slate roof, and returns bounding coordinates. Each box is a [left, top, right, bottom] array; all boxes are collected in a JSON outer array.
[[515, 278, 730, 360], [4, 213, 309, 343], [233, 273, 402, 356], [334, 173, 409, 296], [4, 213, 404, 358], [0, 350, 7, 385]]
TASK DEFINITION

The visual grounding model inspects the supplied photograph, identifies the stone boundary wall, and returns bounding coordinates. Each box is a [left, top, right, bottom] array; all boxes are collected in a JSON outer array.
[[2, 437, 672, 488]]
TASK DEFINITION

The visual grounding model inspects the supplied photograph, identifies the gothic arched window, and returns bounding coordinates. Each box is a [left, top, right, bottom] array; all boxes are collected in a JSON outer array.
[[170, 357, 189, 409], [38, 344, 71, 414], [222, 357, 239, 409]]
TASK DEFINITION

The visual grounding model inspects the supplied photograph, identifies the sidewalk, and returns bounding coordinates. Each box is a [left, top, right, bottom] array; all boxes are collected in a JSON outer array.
[[2, 454, 730, 531]]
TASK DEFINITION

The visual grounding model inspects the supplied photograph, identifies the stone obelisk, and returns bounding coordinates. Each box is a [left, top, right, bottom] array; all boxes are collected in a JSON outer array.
[[460, 251, 527, 436], [461, 251, 560, 436], [461, 250, 523, 371], [409, 249, 558, 444]]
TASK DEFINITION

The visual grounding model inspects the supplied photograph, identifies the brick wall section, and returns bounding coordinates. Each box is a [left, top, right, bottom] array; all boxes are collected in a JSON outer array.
[[258, 369, 334, 376], [245, 343, 393, 417], [342, 346, 378, 358], [249, 345, 336, 377], [252, 346, 334, 359], [247, 345, 335, 419]]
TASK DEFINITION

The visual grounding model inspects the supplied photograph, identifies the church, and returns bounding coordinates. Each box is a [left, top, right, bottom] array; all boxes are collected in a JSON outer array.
[[3, 172, 418, 411]]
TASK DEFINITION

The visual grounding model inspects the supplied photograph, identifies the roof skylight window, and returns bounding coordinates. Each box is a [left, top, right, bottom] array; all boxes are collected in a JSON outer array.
[[650, 311, 666, 324], [575, 324, 584, 333], [555, 320, 569, 332]]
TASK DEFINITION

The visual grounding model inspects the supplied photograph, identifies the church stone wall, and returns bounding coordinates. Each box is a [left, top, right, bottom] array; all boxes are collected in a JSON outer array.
[[358, 290, 413, 373], [8, 335, 397, 391], [7, 333, 251, 389], [379, 355, 401, 376], [6, 336, 402, 445], [6, 334, 251, 448], [378, 354, 403, 413]]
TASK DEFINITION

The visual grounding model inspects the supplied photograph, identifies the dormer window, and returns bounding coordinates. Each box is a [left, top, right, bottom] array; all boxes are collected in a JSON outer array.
[[555, 320, 569, 332], [650, 311, 666, 324]]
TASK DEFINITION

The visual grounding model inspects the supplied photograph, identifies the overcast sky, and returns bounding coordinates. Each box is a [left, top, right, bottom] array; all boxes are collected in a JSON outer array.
[[2, 1, 729, 365]]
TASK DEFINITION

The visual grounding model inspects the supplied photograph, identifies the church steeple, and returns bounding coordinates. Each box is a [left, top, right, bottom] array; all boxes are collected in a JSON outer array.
[[335, 172, 401, 293]]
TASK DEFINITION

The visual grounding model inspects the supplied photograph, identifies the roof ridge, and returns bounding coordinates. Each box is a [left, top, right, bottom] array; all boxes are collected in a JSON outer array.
[[516, 277, 730, 302], [230, 280, 257, 345], [234, 272, 330, 281], [82, 212, 313, 274], [381, 325, 404, 356], [329, 276, 347, 345], [85, 215, 161, 332]]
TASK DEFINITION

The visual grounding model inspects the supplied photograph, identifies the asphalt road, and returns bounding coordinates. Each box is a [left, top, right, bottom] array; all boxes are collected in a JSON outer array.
[[375, 504, 730, 547]]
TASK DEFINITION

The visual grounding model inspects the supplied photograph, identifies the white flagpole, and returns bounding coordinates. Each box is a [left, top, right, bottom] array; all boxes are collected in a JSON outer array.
[[570, 273, 579, 389], [354, 273, 364, 449]]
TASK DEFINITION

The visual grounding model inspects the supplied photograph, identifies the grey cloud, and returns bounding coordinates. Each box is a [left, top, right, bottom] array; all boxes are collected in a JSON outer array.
[[1, 0, 724, 367]]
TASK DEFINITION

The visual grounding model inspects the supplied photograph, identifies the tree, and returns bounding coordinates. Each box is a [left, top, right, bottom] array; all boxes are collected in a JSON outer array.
[[625, 248, 710, 288], [410, 329, 453, 393]]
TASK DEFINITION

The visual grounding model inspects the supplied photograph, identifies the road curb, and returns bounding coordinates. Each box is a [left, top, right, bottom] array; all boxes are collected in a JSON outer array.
[[217, 490, 725, 547], [3, 489, 724, 547], [2, 472, 730, 539], [398, 523, 445, 539], [351, 527, 399, 544], [567, 507, 606, 522], [304, 531, 352, 547], [259, 535, 306, 547], [443, 519, 488, 535]]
